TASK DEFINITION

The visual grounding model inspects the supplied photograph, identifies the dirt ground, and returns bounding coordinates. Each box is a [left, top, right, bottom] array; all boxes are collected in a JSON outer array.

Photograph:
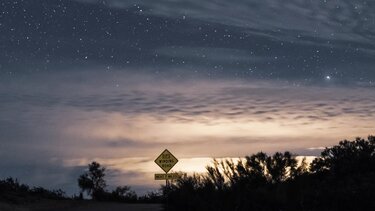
[[0, 200, 163, 211]]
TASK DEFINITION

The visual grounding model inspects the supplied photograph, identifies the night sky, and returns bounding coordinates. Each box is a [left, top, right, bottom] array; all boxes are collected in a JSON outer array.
[[1, 0, 375, 195]]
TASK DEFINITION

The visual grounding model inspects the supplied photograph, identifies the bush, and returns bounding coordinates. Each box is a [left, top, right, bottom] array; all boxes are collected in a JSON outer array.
[[164, 136, 375, 211]]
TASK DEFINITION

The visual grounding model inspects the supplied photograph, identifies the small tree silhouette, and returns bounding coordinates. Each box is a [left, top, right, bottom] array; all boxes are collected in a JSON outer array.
[[78, 161, 106, 199]]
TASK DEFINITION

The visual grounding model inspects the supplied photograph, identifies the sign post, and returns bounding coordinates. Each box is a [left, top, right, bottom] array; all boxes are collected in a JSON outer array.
[[154, 149, 179, 209]]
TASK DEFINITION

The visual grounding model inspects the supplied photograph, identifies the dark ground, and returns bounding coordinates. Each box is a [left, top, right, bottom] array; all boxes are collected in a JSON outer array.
[[0, 200, 162, 211]]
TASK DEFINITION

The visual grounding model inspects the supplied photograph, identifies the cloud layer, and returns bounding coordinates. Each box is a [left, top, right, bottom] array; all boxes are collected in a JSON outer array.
[[77, 0, 375, 44], [2, 0, 375, 83]]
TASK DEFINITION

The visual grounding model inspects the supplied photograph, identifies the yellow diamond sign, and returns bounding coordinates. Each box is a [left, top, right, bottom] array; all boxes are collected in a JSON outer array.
[[155, 149, 178, 173]]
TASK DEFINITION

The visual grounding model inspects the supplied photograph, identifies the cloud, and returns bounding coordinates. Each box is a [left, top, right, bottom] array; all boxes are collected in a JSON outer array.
[[76, 0, 375, 45], [2, 73, 375, 128], [0, 156, 85, 195], [2, 0, 375, 83], [3, 73, 375, 158], [156, 47, 271, 63], [1, 73, 374, 194]]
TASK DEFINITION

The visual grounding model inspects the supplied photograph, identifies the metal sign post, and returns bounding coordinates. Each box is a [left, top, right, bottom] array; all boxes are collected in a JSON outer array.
[[154, 149, 179, 209]]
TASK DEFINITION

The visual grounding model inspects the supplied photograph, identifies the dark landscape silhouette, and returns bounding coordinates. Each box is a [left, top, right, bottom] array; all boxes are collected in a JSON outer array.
[[1, 136, 374, 210]]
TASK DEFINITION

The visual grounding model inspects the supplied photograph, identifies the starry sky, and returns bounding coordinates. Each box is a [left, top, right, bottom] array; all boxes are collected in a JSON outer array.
[[1, 0, 375, 195]]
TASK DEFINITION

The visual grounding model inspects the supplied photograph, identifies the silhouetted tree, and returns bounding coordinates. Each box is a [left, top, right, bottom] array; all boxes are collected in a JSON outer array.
[[78, 161, 106, 199], [164, 136, 375, 211], [306, 136, 375, 210], [311, 136, 375, 176]]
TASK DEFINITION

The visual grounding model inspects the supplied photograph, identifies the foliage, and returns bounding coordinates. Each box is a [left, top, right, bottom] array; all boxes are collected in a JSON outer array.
[[109, 186, 137, 202], [0, 177, 67, 204], [311, 136, 375, 175], [138, 191, 164, 203], [77, 161, 140, 202], [164, 136, 375, 211], [3, 136, 374, 209], [78, 161, 107, 199]]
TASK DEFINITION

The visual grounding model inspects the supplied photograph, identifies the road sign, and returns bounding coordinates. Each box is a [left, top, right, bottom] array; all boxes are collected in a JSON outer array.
[[154, 173, 180, 180], [155, 149, 178, 173]]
